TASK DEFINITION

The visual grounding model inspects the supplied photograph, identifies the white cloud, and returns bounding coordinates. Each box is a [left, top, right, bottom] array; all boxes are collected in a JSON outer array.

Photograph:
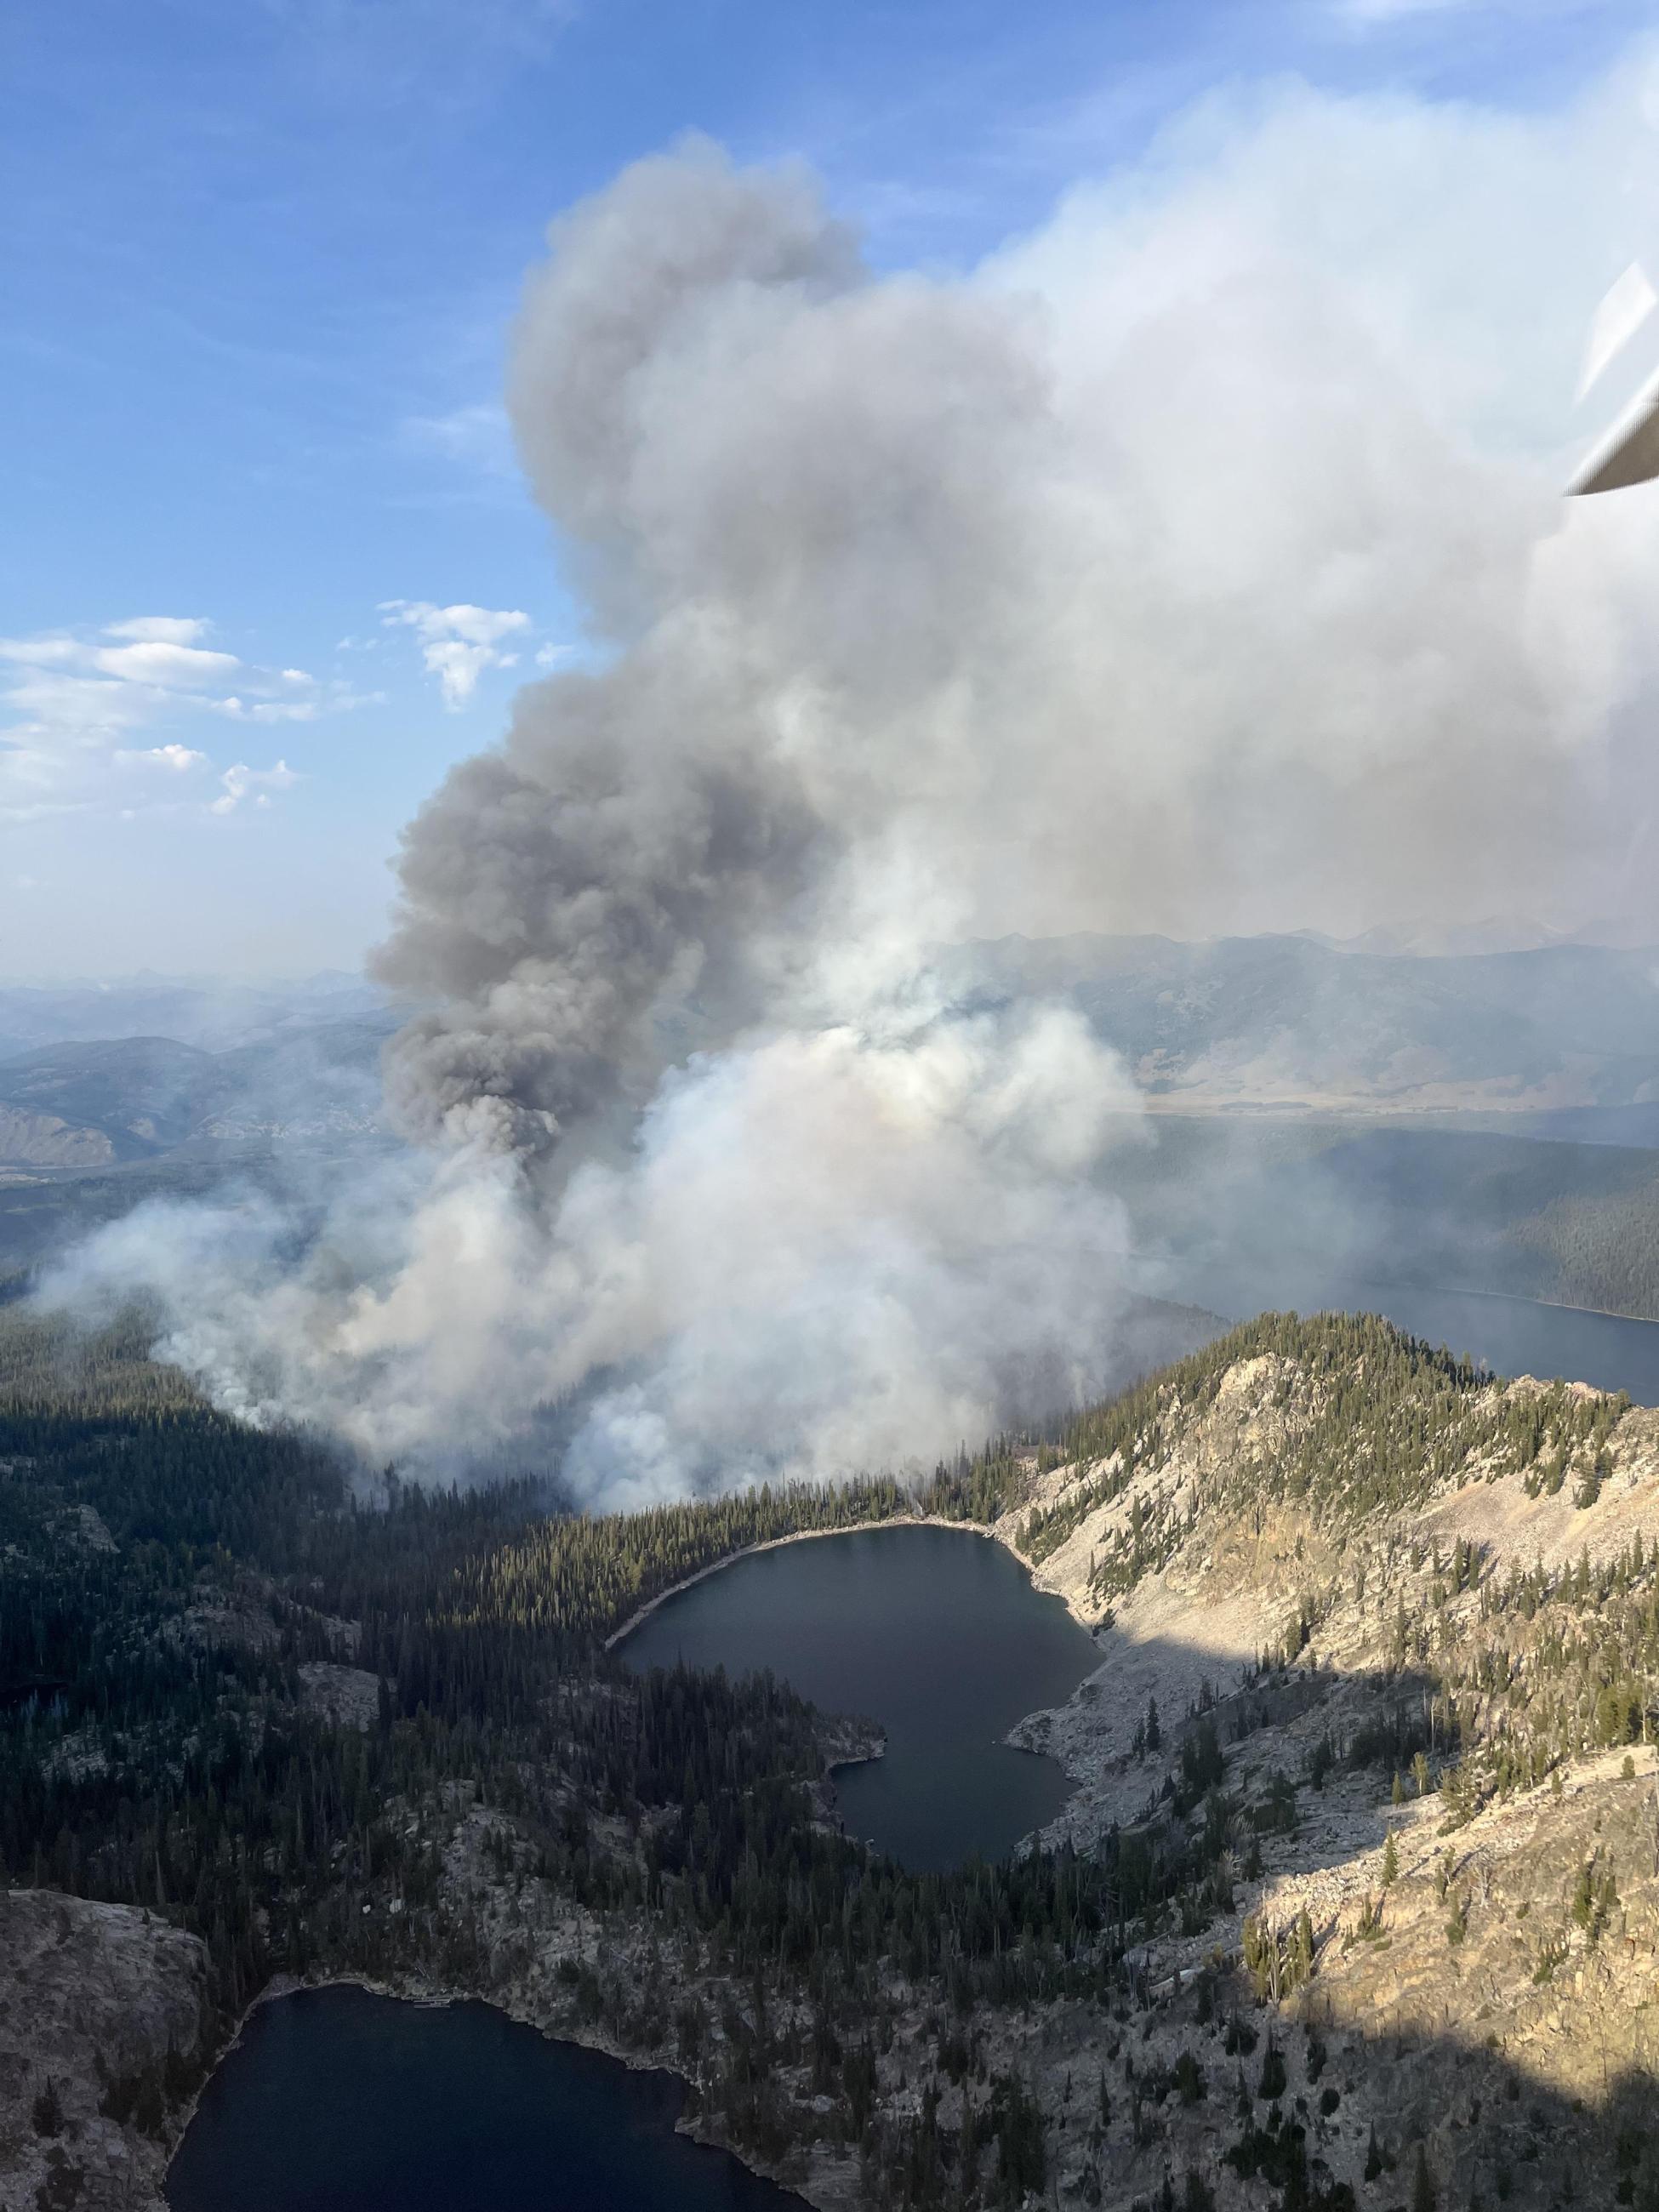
[[93, 641, 242, 687], [102, 616, 210, 646], [3, 668, 162, 750], [402, 399, 519, 480], [219, 677, 380, 726], [210, 760, 299, 816], [534, 642, 569, 669], [116, 744, 208, 772], [216, 694, 316, 724], [379, 600, 532, 707], [0, 635, 83, 669], [0, 617, 340, 822]]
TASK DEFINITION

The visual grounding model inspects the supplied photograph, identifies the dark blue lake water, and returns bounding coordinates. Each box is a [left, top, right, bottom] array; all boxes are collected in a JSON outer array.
[[620, 1522, 1101, 1872], [166, 1986, 802, 2212], [167, 1533, 1098, 2209]]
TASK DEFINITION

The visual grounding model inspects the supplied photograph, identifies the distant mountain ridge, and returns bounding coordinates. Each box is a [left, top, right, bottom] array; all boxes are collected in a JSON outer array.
[[5, 941, 1659, 1325], [0, 972, 395, 1060], [10, 939, 1659, 1133], [0, 1013, 403, 1169], [946, 931, 1659, 1112]]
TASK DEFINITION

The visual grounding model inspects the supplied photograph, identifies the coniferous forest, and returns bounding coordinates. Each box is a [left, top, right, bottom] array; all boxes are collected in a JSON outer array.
[[0, 1308, 1203, 2205], [8, 1307, 1659, 2210]]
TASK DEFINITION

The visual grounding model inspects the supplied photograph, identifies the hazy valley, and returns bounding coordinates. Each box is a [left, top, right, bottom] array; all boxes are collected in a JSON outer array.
[[9, 942, 1659, 1332]]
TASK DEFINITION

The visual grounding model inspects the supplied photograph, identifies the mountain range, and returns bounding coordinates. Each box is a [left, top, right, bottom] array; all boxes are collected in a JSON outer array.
[[0, 1017, 401, 1171], [949, 932, 1659, 1115], [5, 938, 1659, 1324]]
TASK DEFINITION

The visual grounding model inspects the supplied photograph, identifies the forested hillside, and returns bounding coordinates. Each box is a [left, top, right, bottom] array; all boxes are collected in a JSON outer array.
[[6, 1308, 1659, 2210]]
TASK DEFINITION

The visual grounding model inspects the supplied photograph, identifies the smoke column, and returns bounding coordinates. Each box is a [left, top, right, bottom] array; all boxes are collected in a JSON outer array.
[[44, 67, 1659, 1497]]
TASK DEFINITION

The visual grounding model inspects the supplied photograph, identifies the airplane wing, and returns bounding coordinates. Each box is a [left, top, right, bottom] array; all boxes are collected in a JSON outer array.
[[1569, 259, 1659, 495], [1568, 361, 1659, 495]]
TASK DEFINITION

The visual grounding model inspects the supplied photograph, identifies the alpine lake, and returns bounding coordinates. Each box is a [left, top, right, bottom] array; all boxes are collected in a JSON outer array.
[[168, 1287, 1659, 2211]]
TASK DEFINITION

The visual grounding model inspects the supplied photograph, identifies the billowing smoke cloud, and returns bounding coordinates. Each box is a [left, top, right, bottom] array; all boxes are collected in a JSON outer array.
[[42, 59, 1659, 1495], [55, 1002, 1141, 1499]]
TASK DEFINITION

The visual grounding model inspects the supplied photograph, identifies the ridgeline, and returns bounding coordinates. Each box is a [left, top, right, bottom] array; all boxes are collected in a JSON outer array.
[[4, 1308, 1659, 2209]]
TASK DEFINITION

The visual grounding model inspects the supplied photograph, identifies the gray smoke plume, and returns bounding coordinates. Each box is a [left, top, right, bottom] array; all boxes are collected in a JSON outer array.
[[42, 67, 1659, 1496]]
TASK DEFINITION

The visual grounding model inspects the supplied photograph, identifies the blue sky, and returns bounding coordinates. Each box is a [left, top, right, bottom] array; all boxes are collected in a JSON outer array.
[[2, 0, 1650, 975]]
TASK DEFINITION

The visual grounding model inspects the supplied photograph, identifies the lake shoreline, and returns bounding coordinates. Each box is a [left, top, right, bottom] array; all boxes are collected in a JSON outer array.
[[167, 1968, 825, 2209], [168, 1522, 1080, 2210], [602, 1513, 1001, 1651], [154, 1292, 1659, 2212], [1193, 1269, 1659, 1333]]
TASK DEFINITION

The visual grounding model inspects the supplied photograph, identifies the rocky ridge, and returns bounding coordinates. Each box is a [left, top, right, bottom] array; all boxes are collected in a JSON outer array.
[[15, 1315, 1659, 2212], [0, 1890, 208, 2212], [271, 1323, 1659, 2212]]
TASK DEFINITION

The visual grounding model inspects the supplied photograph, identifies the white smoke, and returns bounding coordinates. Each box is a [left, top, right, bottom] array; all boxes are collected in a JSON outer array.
[[41, 55, 1659, 1494]]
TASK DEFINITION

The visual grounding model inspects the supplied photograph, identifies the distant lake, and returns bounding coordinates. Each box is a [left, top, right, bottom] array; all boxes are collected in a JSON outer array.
[[1169, 1265, 1659, 1404], [620, 1523, 1101, 1871], [167, 1987, 803, 2212]]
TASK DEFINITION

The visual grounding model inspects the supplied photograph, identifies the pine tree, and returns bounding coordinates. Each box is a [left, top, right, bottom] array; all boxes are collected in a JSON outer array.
[[1293, 1907, 1315, 1986], [1411, 2142, 1438, 2212]]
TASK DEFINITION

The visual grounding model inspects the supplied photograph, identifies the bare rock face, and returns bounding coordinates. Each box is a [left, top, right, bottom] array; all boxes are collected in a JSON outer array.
[[0, 1889, 209, 2212], [962, 1334, 1659, 2207], [299, 1661, 384, 1730], [0, 1107, 116, 1169]]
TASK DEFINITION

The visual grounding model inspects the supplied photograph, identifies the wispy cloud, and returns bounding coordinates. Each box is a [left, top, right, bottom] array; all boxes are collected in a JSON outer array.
[[210, 759, 300, 816], [214, 687, 330, 726], [0, 617, 356, 822], [1332, 0, 1617, 23], [94, 641, 242, 687], [114, 743, 211, 773], [102, 616, 213, 647], [401, 399, 520, 482], [1337, 0, 1468, 18], [379, 599, 532, 706]]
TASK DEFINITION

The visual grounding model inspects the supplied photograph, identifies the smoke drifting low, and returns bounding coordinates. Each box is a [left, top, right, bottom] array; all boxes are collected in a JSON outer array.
[[45, 65, 1659, 1496]]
